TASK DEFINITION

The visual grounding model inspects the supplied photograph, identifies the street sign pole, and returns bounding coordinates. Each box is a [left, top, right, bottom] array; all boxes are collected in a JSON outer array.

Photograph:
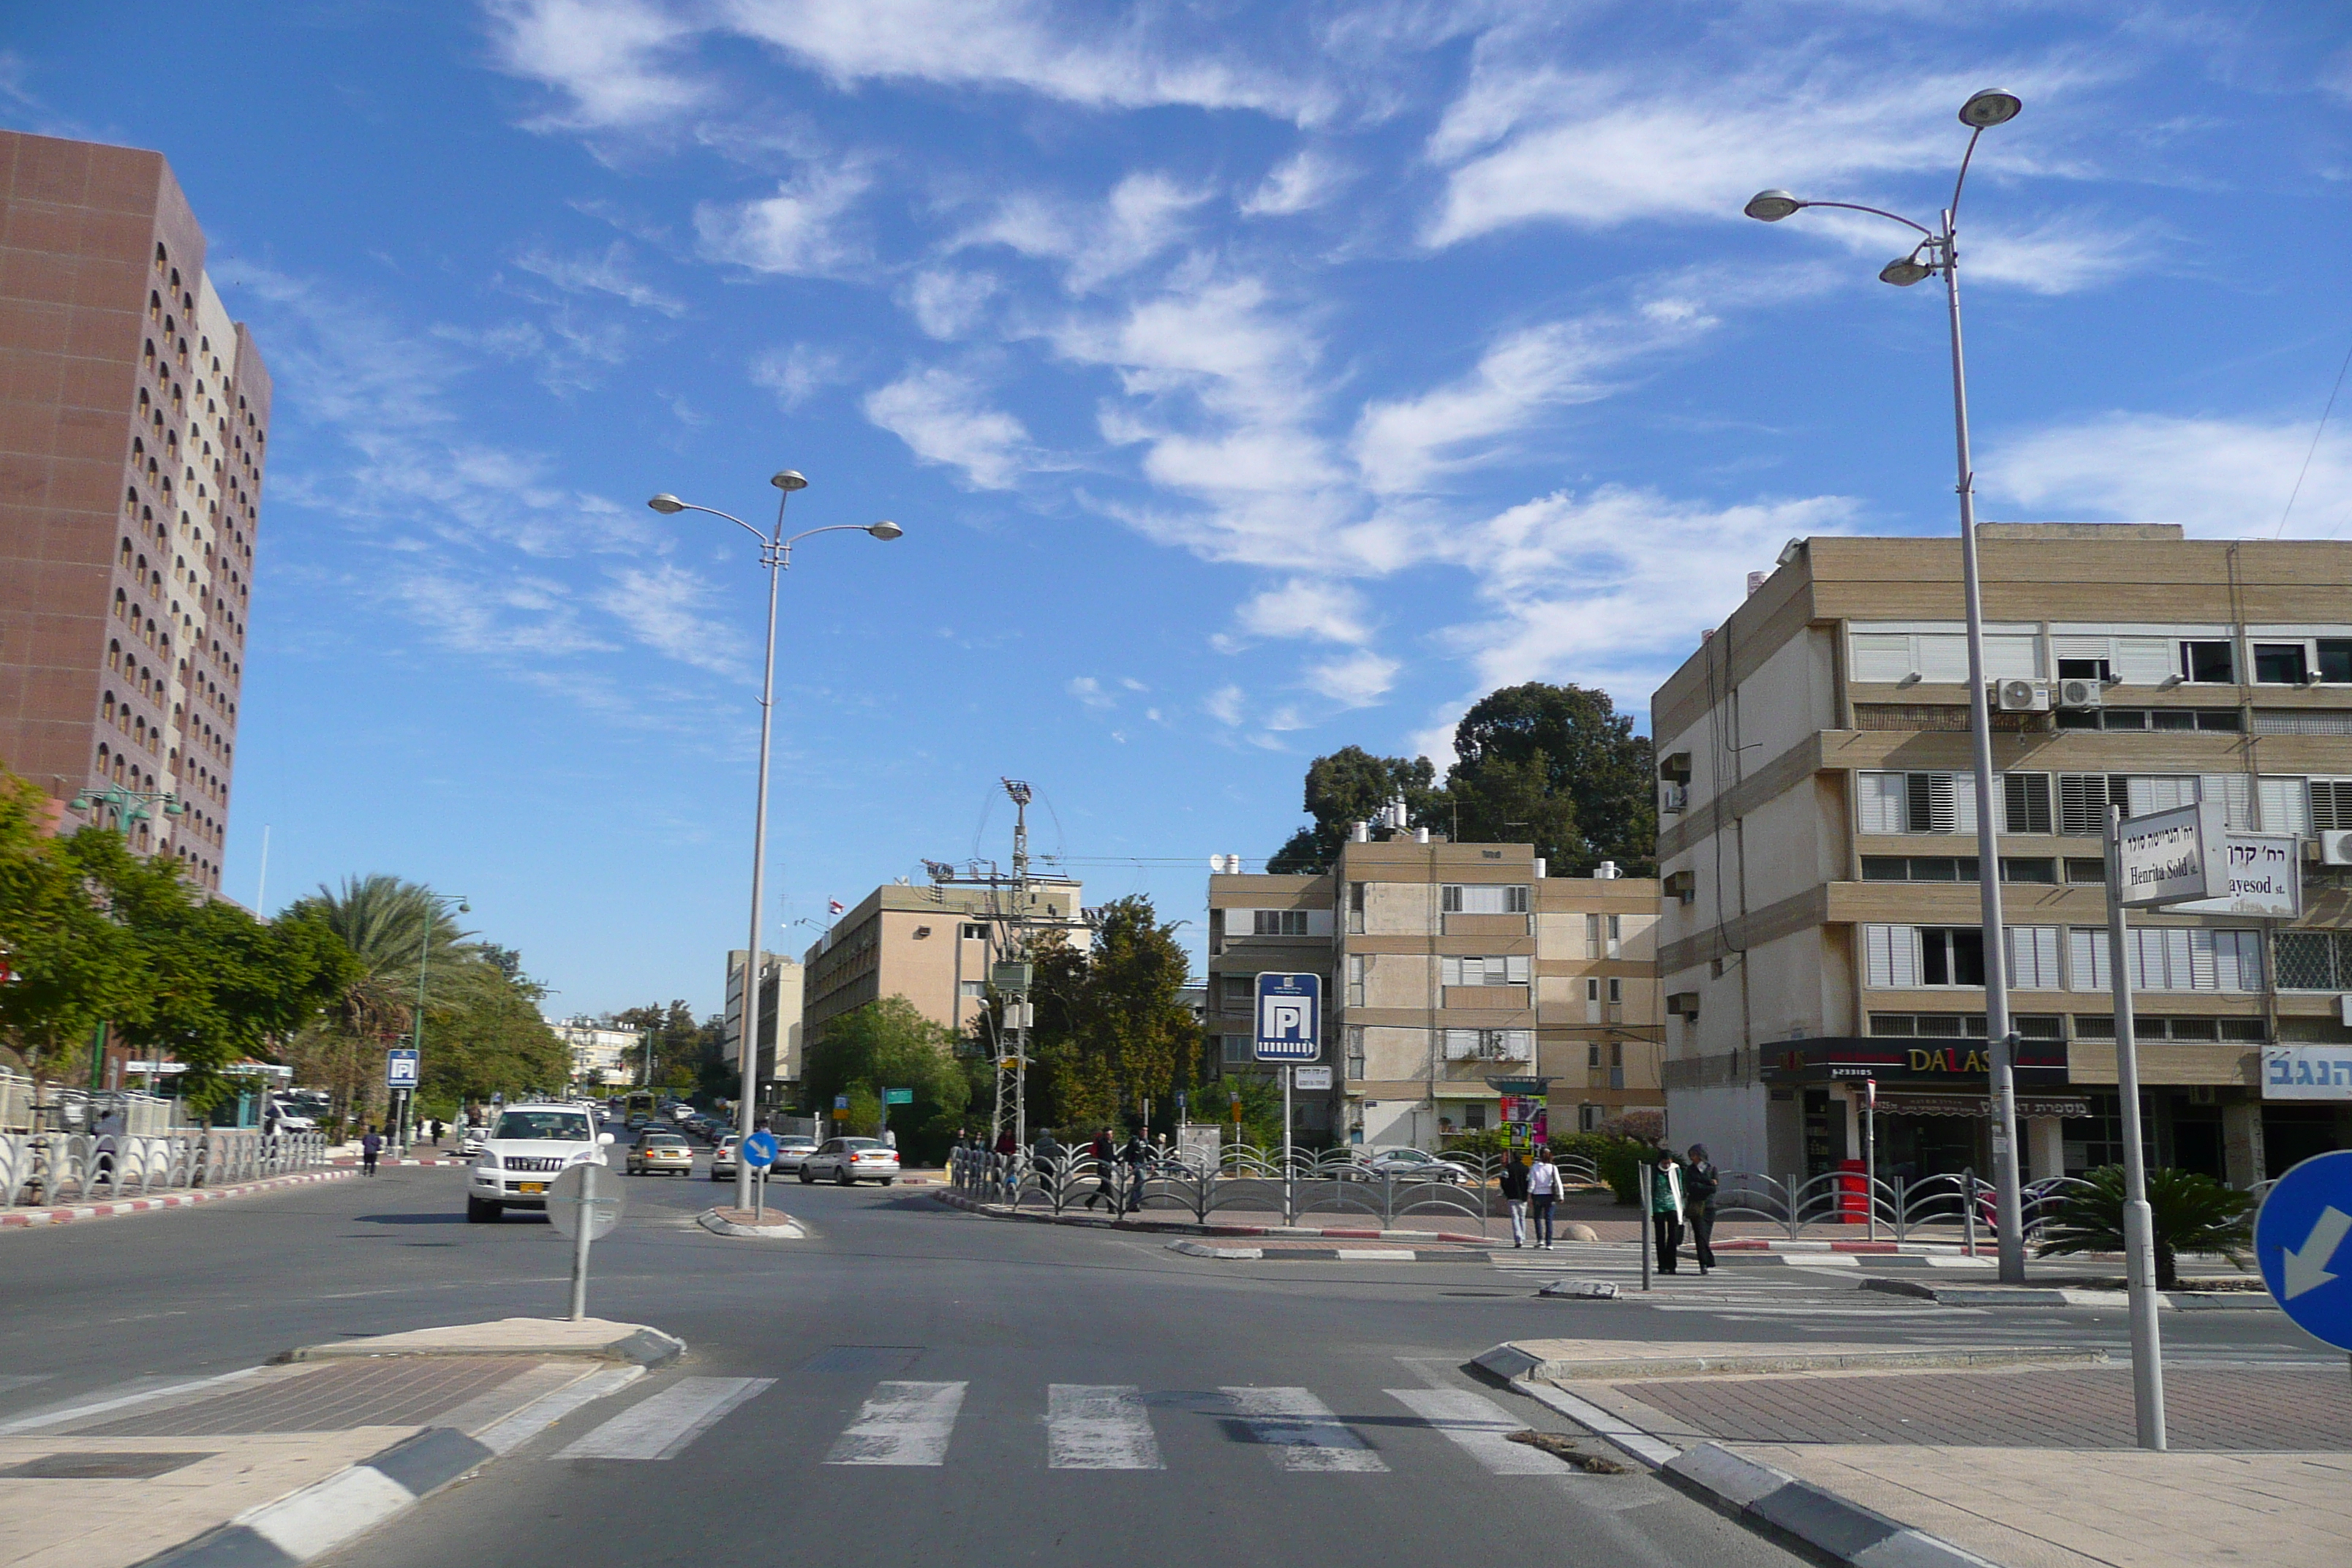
[[548, 1161, 624, 1322], [1254, 973, 1322, 1226], [1282, 1064, 1293, 1226], [569, 1168, 595, 1319]]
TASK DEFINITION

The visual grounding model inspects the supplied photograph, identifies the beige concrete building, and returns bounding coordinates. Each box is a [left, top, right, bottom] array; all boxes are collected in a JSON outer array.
[[723, 950, 804, 1098], [1652, 524, 2352, 1190], [1207, 837, 1661, 1149], [551, 1017, 641, 1089], [799, 878, 1085, 1052]]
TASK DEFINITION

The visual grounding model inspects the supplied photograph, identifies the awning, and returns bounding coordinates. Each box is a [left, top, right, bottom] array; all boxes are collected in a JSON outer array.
[[1874, 1093, 2093, 1119], [1760, 1036, 2070, 1089]]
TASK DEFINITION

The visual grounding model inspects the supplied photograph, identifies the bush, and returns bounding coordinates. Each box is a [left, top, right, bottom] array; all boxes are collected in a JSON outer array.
[[1550, 1131, 1650, 1205], [2035, 1165, 2253, 1291]]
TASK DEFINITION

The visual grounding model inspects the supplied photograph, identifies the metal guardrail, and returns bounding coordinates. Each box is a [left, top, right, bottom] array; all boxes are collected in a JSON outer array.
[[0, 1130, 328, 1208], [1710, 1168, 2100, 1245], [947, 1144, 1605, 1229]]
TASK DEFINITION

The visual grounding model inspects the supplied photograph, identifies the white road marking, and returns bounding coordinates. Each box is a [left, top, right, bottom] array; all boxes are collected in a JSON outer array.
[[1385, 1387, 1569, 1474], [825, 1380, 968, 1466], [479, 1366, 644, 1453], [1221, 1387, 1387, 1472], [555, 1376, 773, 1460], [1047, 1384, 1164, 1470]]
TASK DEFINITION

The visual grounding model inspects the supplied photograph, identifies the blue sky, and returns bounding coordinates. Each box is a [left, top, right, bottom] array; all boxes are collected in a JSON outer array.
[[7, 3, 2349, 1019]]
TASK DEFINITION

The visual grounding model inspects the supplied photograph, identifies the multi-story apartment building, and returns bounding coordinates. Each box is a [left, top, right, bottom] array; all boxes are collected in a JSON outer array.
[[1207, 836, 1662, 1149], [0, 131, 266, 891], [550, 1017, 641, 1089], [723, 950, 804, 1099], [800, 878, 1086, 1052], [1654, 524, 2352, 1189]]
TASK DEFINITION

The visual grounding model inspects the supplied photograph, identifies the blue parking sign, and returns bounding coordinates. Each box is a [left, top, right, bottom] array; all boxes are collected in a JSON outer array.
[[2255, 1150, 2352, 1352], [1254, 973, 1321, 1063]]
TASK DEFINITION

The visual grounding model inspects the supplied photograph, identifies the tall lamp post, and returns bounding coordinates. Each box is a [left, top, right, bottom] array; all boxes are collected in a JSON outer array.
[[405, 892, 470, 1155], [647, 473, 902, 1211], [1745, 88, 2032, 1283]]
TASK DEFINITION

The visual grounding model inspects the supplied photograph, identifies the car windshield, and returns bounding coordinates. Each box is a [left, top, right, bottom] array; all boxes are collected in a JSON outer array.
[[493, 1111, 592, 1142]]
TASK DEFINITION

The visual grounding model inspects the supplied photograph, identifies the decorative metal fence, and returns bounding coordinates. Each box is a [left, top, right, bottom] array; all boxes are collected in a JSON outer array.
[[0, 1130, 328, 1209], [1709, 1167, 2099, 1246]]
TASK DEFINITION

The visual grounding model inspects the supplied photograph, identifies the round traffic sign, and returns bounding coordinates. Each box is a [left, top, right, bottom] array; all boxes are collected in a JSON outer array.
[[546, 1161, 625, 1242], [2254, 1149, 2352, 1351], [742, 1130, 779, 1169]]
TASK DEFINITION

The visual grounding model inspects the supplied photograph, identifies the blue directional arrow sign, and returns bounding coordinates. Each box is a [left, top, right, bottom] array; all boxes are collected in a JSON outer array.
[[741, 1131, 779, 1169], [2254, 1149, 2352, 1351], [1254, 972, 1321, 1063]]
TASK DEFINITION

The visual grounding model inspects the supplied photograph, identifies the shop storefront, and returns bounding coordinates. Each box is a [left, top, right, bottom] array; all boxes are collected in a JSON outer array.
[[1762, 1036, 2072, 1182]]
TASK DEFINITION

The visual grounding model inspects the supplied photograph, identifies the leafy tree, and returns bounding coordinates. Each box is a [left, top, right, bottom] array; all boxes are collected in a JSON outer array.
[[1020, 896, 1203, 1136], [1266, 747, 1444, 874], [2035, 1165, 2254, 1291], [0, 776, 143, 1075], [614, 1000, 704, 1088], [803, 995, 969, 1160], [1448, 683, 1655, 875]]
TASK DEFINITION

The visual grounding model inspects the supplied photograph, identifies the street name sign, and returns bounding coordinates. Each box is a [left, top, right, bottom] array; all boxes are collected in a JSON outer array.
[[742, 1131, 778, 1169], [2262, 1045, 2352, 1100], [546, 1161, 624, 1242], [2117, 800, 2228, 908], [1254, 972, 1320, 1062], [2173, 833, 2302, 918], [1293, 1066, 1333, 1090], [2254, 1150, 2352, 1350], [385, 1049, 419, 1089], [883, 1088, 913, 1105]]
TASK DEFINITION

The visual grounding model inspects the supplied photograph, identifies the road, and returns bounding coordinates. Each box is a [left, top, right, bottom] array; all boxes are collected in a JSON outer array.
[[0, 1123, 2332, 1567]]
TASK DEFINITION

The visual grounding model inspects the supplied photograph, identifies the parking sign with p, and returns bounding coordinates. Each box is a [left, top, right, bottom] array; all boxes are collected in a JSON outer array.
[[1254, 972, 1321, 1063]]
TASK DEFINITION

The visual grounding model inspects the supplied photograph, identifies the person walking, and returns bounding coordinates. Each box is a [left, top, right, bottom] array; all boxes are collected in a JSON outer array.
[[1499, 1151, 1531, 1248], [360, 1124, 382, 1177], [1120, 1128, 1152, 1213], [1526, 1145, 1561, 1249], [1651, 1147, 1686, 1273], [1082, 1128, 1117, 1210], [1684, 1143, 1720, 1275]]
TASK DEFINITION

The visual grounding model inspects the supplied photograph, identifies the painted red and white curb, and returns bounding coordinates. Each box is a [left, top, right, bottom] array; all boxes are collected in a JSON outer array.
[[0, 1169, 354, 1229], [1712, 1237, 1964, 1255], [326, 1156, 471, 1167]]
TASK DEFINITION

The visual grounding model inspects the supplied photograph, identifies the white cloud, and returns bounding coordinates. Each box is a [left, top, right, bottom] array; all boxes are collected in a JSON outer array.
[[864, 366, 1034, 489], [483, 0, 710, 130], [1985, 412, 2352, 538], [594, 562, 747, 676], [960, 171, 1208, 293], [1225, 578, 1373, 646], [1204, 684, 1246, 725], [693, 165, 870, 276], [511, 241, 687, 314], [1302, 648, 1401, 707], [750, 342, 849, 410], [1067, 675, 1115, 709], [1240, 148, 1349, 216], [905, 268, 1001, 339]]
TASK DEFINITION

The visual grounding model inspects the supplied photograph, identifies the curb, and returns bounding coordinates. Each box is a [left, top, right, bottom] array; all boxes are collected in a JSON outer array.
[[326, 1157, 470, 1167], [1860, 1278, 2278, 1311], [932, 1188, 1490, 1245], [1164, 1239, 1485, 1262], [696, 1208, 809, 1240], [1714, 1239, 1962, 1256], [1472, 1340, 2108, 1384], [279, 1324, 683, 1368], [1, 1170, 355, 1230]]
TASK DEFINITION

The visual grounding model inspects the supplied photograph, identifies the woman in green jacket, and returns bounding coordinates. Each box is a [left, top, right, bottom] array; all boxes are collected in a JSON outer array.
[[1650, 1148, 1685, 1274]]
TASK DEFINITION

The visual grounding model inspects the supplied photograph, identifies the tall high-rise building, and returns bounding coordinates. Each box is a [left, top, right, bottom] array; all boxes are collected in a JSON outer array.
[[0, 130, 267, 890]]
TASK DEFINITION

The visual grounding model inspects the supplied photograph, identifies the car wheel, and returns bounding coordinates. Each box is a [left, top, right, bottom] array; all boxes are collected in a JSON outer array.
[[466, 1194, 497, 1224], [835, 1166, 853, 1186], [799, 1168, 814, 1184]]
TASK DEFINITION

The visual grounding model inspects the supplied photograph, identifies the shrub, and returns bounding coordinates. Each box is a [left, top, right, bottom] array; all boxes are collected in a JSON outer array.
[[2034, 1165, 2253, 1291]]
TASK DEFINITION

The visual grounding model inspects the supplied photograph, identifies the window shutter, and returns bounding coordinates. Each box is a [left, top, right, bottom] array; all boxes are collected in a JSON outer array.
[[2053, 634, 2111, 665], [2069, 928, 2109, 992], [2313, 780, 2352, 833], [2008, 927, 2060, 989], [1916, 633, 1970, 682], [1850, 633, 1914, 682], [1983, 633, 2042, 680], [2059, 774, 2111, 835], [2259, 777, 2313, 836], [2200, 774, 2254, 830], [2188, 930, 2219, 990], [1439, 957, 1461, 987], [2002, 773, 2053, 835], [1866, 926, 1893, 989], [1950, 769, 1977, 833], [1866, 925, 1920, 989], [2127, 775, 2197, 815], [1506, 954, 1530, 984], [2114, 638, 2175, 685], [1910, 772, 1961, 833], [2163, 928, 2193, 991], [1858, 773, 1906, 834]]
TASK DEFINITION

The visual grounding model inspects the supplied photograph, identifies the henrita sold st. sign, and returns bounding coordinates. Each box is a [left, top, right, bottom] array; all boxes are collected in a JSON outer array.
[[2117, 800, 2229, 908]]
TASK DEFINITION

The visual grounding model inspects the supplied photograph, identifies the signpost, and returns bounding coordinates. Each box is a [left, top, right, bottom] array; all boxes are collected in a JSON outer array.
[[2255, 1151, 2352, 1368], [742, 1129, 779, 1221], [1256, 973, 1321, 1224], [2106, 799, 2229, 1452], [385, 1049, 420, 1158], [546, 1161, 625, 1321]]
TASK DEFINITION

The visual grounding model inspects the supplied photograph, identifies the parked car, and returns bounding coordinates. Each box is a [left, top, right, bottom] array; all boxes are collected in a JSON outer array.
[[467, 1104, 614, 1221], [1357, 1147, 1474, 1183], [627, 1132, 694, 1176], [799, 1137, 902, 1186], [769, 1136, 820, 1173]]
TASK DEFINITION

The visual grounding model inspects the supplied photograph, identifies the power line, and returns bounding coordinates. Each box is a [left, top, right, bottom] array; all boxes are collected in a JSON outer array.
[[2278, 332, 2352, 539]]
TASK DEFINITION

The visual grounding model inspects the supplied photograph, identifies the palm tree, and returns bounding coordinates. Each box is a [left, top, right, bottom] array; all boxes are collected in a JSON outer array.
[[279, 875, 499, 1126], [2034, 1165, 2254, 1290]]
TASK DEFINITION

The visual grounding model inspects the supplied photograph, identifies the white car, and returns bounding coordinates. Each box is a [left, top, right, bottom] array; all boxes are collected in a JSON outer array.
[[799, 1137, 902, 1186], [1357, 1147, 1474, 1184], [467, 1104, 614, 1222], [769, 1137, 820, 1173]]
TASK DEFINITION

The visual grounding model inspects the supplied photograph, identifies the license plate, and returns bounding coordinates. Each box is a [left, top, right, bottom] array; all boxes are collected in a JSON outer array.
[[517, 1181, 546, 1194]]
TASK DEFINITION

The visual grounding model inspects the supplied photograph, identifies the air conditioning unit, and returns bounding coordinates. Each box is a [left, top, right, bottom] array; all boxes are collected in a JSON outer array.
[[1994, 679, 2050, 713], [2321, 829, 2352, 867], [2055, 677, 2103, 709]]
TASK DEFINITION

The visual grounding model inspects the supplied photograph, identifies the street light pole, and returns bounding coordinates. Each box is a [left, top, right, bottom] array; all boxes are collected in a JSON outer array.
[[647, 477, 902, 1212], [407, 892, 470, 1156], [1746, 88, 2032, 1282]]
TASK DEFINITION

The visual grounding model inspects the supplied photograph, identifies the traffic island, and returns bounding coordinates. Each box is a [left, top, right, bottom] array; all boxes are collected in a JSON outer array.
[[696, 1206, 809, 1240], [277, 1316, 684, 1367]]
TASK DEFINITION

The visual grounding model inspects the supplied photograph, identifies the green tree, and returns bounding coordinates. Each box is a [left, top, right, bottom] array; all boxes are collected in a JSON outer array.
[[0, 775, 143, 1076], [1447, 682, 1656, 875], [803, 996, 970, 1161], [2035, 1165, 2255, 1291], [1018, 896, 1202, 1137], [614, 1000, 704, 1088], [1266, 747, 1444, 874]]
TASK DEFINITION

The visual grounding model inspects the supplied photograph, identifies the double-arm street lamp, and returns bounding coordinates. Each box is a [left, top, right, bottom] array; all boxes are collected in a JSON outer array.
[[647, 472, 902, 1210], [1745, 88, 2032, 1283]]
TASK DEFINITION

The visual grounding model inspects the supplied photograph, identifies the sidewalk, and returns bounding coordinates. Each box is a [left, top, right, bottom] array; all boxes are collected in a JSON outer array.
[[0, 1169, 353, 1231], [1486, 1336, 2352, 1568]]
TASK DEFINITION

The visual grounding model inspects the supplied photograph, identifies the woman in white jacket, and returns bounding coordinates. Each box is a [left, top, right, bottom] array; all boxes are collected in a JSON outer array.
[[1526, 1148, 1561, 1249]]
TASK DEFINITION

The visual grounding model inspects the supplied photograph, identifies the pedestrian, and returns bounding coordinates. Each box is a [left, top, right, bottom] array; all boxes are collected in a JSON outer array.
[[431, 1118, 445, 1147], [883, 1125, 898, 1151], [1083, 1127, 1117, 1210], [1526, 1145, 1561, 1248], [1684, 1143, 1720, 1275], [995, 1128, 1017, 1159], [1499, 1150, 1531, 1248], [361, 1124, 382, 1177], [1651, 1147, 1685, 1273], [1120, 1127, 1151, 1213], [1032, 1127, 1064, 1184]]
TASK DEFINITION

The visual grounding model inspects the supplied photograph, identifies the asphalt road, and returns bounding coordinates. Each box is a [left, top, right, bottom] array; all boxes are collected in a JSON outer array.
[[0, 1123, 2332, 1567]]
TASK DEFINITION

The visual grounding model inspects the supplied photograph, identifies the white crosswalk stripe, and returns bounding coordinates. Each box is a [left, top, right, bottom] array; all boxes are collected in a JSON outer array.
[[1221, 1386, 1387, 1472], [826, 1380, 968, 1466], [1385, 1387, 1563, 1474], [556, 1376, 774, 1460], [1047, 1384, 1164, 1470]]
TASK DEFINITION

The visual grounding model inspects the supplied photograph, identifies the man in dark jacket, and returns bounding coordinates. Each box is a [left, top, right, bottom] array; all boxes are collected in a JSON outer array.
[[1083, 1128, 1117, 1210], [1120, 1129, 1152, 1213], [1499, 1152, 1531, 1248], [360, 1126, 382, 1176], [1684, 1143, 1721, 1274]]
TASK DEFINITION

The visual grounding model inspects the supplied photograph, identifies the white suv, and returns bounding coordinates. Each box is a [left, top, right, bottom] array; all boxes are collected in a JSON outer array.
[[467, 1104, 614, 1223]]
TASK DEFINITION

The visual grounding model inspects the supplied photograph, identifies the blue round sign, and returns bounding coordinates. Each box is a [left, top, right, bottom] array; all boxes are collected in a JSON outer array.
[[742, 1131, 779, 1169], [2253, 1149, 2352, 1351]]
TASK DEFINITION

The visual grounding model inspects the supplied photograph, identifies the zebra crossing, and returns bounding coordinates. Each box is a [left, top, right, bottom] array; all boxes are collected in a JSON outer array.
[[549, 1375, 1587, 1477]]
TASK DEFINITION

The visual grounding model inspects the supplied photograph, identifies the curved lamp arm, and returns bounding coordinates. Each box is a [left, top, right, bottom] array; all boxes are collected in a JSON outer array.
[[655, 500, 769, 546], [1790, 200, 1936, 238]]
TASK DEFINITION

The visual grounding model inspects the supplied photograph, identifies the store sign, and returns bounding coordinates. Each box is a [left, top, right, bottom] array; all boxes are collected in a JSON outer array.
[[2173, 834, 2302, 919], [2263, 1045, 2352, 1101], [2117, 801, 2228, 908]]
